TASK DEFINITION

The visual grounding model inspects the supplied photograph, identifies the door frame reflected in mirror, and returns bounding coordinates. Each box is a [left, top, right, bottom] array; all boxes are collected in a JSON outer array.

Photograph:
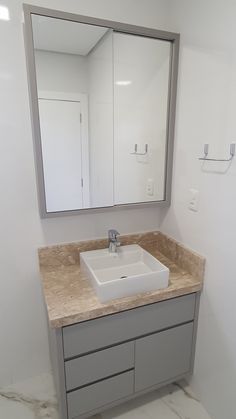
[[23, 3, 180, 218]]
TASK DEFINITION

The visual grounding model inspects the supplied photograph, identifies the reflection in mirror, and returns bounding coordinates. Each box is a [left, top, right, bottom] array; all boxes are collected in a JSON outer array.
[[32, 15, 114, 211], [114, 33, 170, 204], [29, 12, 176, 215]]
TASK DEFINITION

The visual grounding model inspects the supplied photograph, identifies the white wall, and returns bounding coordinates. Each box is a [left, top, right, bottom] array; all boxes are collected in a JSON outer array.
[[35, 50, 88, 93], [88, 31, 114, 207], [160, 1, 236, 419], [0, 0, 169, 387]]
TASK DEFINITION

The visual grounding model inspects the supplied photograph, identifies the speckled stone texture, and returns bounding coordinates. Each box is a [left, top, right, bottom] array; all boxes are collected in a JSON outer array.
[[38, 231, 205, 328]]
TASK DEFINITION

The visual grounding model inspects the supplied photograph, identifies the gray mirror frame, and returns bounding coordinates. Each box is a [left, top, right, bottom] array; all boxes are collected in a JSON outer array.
[[23, 4, 180, 218]]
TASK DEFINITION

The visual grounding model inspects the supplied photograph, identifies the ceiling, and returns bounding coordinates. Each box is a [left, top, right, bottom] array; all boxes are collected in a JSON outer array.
[[32, 14, 109, 56]]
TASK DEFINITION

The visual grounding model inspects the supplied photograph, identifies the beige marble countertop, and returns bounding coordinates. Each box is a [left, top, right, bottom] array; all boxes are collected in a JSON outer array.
[[39, 232, 205, 328]]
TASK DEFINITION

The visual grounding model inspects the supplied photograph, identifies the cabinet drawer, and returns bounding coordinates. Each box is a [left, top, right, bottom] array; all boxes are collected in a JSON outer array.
[[65, 341, 134, 390], [135, 322, 193, 392], [67, 370, 134, 418], [63, 294, 196, 359]]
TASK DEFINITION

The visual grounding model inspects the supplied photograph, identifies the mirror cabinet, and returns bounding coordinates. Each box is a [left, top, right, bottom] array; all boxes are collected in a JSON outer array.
[[24, 5, 179, 217]]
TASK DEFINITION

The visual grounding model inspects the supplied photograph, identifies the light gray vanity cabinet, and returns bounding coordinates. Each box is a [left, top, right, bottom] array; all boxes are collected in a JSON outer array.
[[49, 292, 200, 419]]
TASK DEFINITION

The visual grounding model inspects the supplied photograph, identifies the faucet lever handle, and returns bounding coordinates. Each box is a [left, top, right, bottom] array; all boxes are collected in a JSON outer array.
[[108, 229, 120, 241]]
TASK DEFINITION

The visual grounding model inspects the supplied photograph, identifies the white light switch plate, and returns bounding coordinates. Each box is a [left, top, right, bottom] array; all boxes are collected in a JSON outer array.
[[189, 188, 199, 212], [146, 178, 154, 196]]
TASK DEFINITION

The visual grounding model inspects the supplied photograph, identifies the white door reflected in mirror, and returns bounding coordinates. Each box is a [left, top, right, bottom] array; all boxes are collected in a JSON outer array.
[[39, 97, 85, 211]]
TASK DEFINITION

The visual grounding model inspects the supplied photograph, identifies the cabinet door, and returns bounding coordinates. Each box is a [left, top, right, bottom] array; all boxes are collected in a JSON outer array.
[[135, 322, 193, 392], [67, 371, 134, 419], [65, 341, 134, 390]]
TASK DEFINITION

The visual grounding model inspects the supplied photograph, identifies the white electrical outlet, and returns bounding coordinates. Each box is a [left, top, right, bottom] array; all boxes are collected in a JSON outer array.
[[189, 189, 199, 212], [146, 179, 154, 196]]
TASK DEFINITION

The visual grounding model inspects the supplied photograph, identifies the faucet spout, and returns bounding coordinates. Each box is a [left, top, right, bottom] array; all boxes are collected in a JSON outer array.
[[108, 229, 121, 253]]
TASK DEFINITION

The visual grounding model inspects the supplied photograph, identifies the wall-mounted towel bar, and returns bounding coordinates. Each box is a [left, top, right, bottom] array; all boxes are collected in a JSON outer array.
[[130, 144, 148, 155], [198, 143, 235, 162]]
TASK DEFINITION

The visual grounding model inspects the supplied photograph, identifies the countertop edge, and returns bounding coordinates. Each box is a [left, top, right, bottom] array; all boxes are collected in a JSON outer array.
[[49, 283, 202, 329]]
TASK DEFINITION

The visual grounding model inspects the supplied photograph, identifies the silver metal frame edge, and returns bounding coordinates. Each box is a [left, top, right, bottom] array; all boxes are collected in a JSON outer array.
[[23, 3, 180, 218]]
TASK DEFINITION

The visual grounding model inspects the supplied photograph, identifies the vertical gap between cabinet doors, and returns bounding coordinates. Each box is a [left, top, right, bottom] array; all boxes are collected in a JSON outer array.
[[133, 340, 136, 393]]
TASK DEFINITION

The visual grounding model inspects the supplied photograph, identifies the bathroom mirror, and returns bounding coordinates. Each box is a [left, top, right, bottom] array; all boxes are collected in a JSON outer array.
[[23, 5, 179, 217]]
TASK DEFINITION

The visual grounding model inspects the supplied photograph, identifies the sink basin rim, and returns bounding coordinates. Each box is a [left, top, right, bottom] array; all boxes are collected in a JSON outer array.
[[80, 244, 169, 302]]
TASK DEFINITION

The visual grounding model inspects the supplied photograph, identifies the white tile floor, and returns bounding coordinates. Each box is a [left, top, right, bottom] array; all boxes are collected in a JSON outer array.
[[0, 373, 212, 419]]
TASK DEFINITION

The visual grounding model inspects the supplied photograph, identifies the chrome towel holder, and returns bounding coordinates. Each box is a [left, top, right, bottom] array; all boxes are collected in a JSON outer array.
[[130, 144, 148, 155], [198, 143, 235, 162]]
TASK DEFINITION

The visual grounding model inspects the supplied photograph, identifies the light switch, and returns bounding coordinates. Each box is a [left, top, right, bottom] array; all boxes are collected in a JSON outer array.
[[146, 179, 154, 196], [189, 189, 199, 212]]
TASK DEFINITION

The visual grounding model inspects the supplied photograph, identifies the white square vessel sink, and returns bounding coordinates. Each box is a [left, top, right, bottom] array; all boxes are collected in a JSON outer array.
[[80, 244, 169, 303]]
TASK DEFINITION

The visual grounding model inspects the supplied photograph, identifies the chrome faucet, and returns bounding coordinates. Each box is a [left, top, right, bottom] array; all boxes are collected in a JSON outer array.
[[108, 229, 121, 253]]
